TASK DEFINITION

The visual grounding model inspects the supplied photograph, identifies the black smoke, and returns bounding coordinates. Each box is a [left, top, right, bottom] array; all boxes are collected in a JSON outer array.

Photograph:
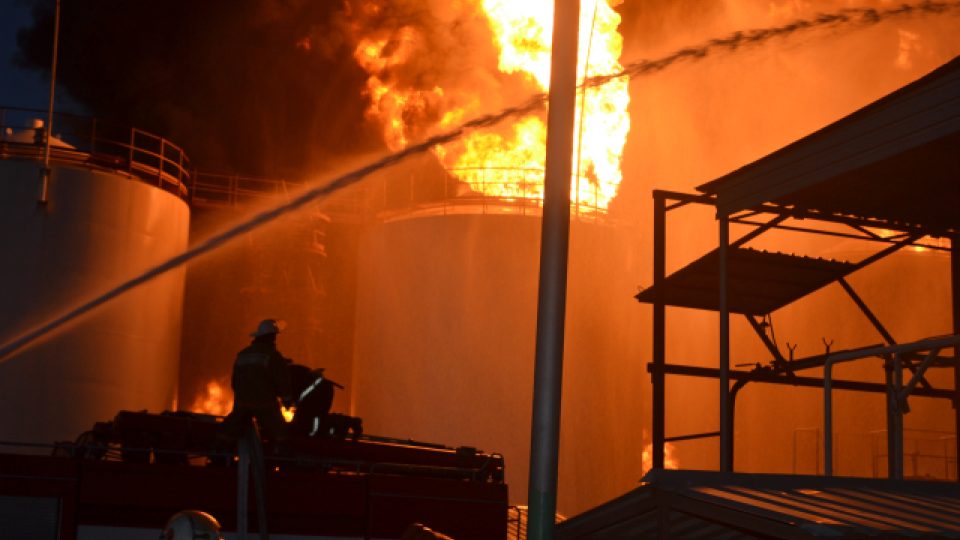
[[15, 0, 384, 177]]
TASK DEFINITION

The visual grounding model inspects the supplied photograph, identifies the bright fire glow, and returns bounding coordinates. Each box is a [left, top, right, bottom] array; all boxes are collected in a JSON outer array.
[[190, 379, 294, 422], [190, 380, 233, 417], [641, 441, 679, 475], [354, 0, 630, 212]]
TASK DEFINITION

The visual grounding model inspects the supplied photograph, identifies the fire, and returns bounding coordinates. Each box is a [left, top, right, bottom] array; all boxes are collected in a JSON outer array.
[[641, 441, 679, 475], [189, 379, 295, 422], [352, 0, 630, 212], [190, 380, 234, 417]]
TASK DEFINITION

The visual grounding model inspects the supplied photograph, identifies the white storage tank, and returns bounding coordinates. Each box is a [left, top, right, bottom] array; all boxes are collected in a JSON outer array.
[[351, 209, 646, 516], [0, 156, 189, 448]]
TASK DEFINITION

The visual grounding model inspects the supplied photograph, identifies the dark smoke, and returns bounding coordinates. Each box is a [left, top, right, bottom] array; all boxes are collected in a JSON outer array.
[[15, 0, 384, 176]]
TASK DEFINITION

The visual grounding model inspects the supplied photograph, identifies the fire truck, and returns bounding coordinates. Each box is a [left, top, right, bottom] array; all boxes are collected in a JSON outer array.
[[0, 410, 508, 539]]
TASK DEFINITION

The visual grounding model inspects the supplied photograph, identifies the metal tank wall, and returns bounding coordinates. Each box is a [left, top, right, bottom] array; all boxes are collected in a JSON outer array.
[[351, 212, 646, 516], [0, 159, 189, 447]]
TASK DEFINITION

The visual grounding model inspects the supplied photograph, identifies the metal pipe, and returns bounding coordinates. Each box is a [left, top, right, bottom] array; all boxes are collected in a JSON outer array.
[[719, 215, 732, 472], [891, 353, 905, 479], [953, 235, 960, 482], [39, 0, 62, 205], [527, 1, 580, 538], [824, 357, 835, 476]]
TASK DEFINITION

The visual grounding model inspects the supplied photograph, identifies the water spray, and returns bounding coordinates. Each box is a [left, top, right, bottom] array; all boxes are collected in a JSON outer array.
[[0, 0, 957, 362]]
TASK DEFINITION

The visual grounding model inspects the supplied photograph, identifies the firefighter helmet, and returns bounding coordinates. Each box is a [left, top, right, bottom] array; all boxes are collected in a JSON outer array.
[[161, 510, 224, 539], [250, 318, 285, 337]]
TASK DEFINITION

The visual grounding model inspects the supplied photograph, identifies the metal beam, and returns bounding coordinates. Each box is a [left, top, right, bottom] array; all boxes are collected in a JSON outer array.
[[527, 1, 579, 537], [648, 362, 956, 399]]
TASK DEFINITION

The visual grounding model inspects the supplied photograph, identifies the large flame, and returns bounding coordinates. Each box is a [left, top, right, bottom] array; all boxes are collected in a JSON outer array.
[[354, 0, 630, 213]]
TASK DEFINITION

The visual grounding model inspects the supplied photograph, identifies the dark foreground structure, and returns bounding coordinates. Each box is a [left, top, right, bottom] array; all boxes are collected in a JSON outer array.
[[561, 56, 960, 538]]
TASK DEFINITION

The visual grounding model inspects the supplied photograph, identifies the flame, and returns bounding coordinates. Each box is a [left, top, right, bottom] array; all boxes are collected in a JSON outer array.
[[190, 380, 234, 417], [353, 0, 630, 212], [189, 379, 295, 422], [641, 441, 679, 475]]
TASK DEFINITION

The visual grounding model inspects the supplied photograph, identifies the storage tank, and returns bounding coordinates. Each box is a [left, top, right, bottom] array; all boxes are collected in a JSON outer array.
[[351, 207, 646, 516], [0, 140, 190, 448]]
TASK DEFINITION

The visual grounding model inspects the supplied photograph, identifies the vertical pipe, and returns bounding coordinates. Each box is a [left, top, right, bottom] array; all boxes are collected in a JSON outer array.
[[719, 216, 732, 472], [952, 235, 960, 482], [652, 192, 666, 470], [885, 357, 898, 478], [824, 358, 834, 476], [527, 1, 580, 538], [39, 0, 62, 205], [892, 353, 904, 479]]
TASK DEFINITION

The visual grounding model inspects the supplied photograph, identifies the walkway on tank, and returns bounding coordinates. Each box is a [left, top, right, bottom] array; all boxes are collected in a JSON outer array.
[[0, 106, 190, 199]]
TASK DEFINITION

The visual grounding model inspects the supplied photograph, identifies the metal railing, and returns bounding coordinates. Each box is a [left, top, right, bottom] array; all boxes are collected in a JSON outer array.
[[0, 106, 191, 200]]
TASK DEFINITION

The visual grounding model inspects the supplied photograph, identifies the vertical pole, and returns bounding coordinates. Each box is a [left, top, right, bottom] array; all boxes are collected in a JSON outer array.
[[237, 437, 250, 540], [39, 0, 62, 205], [953, 235, 960, 482], [885, 357, 898, 478], [652, 192, 666, 470], [824, 359, 834, 476], [719, 215, 732, 472], [527, 1, 580, 539], [892, 353, 904, 479]]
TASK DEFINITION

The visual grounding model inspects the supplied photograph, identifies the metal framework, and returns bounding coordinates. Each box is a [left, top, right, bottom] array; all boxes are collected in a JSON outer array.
[[643, 189, 960, 479]]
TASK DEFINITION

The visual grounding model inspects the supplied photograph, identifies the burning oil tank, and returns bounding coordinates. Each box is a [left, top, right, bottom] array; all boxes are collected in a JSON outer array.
[[0, 119, 190, 448], [351, 196, 646, 516]]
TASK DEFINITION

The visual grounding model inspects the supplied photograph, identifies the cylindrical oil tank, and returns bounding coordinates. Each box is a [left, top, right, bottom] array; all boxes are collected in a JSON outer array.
[[351, 210, 646, 516], [0, 159, 189, 447]]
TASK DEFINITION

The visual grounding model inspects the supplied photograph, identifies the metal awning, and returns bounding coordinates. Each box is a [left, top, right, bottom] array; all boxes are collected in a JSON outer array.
[[635, 247, 857, 315], [696, 56, 960, 235], [556, 469, 960, 539]]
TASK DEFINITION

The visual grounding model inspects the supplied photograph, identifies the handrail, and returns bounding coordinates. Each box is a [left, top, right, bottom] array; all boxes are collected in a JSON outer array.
[[824, 334, 960, 478], [0, 106, 191, 201]]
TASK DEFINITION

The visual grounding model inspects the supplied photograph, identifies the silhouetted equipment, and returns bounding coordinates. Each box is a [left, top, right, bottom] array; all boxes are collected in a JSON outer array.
[[23, 409, 507, 538], [287, 363, 361, 440], [564, 54, 960, 540]]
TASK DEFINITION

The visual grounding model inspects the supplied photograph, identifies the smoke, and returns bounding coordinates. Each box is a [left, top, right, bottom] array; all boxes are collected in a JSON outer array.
[[15, 0, 384, 176]]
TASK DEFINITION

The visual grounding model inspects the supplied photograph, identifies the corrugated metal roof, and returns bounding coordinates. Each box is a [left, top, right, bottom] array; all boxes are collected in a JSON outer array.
[[557, 470, 960, 539], [634, 247, 857, 315], [696, 55, 960, 236]]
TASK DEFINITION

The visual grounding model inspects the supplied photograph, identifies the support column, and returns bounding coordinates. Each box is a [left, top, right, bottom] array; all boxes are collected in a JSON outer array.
[[952, 236, 960, 481], [652, 192, 666, 470], [719, 215, 732, 472], [527, 1, 580, 538]]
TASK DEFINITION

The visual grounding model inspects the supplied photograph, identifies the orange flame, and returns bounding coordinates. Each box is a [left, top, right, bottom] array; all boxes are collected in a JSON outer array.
[[641, 441, 679, 475], [353, 0, 630, 212], [190, 380, 234, 417], [189, 379, 295, 422]]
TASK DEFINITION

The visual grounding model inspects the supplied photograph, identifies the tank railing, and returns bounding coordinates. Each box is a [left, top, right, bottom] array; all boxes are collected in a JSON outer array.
[[376, 165, 614, 223], [0, 106, 191, 201], [823, 334, 960, 479], [190, 172, 303, 207]]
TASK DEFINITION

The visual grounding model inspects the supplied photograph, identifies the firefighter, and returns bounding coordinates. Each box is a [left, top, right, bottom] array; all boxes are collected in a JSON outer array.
[[222, 319, 293, 444]]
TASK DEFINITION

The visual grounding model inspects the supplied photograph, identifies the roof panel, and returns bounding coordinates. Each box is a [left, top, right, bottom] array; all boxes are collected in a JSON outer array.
[[557, 470, 960, 539], [634, 248, 857, 315], [697, 56, 960, 234]]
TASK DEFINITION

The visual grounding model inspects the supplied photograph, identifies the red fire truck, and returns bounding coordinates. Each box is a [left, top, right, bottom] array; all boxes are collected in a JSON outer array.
[[0, 410, 508, 539]]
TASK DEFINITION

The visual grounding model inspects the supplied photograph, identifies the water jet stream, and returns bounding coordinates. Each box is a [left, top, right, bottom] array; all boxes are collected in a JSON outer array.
[[0, 0, 957, 362]]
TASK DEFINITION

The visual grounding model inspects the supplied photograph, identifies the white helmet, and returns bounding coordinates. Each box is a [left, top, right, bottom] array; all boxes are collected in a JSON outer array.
[[162, 510, 224, 539], [250, 318, 285, 337]]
